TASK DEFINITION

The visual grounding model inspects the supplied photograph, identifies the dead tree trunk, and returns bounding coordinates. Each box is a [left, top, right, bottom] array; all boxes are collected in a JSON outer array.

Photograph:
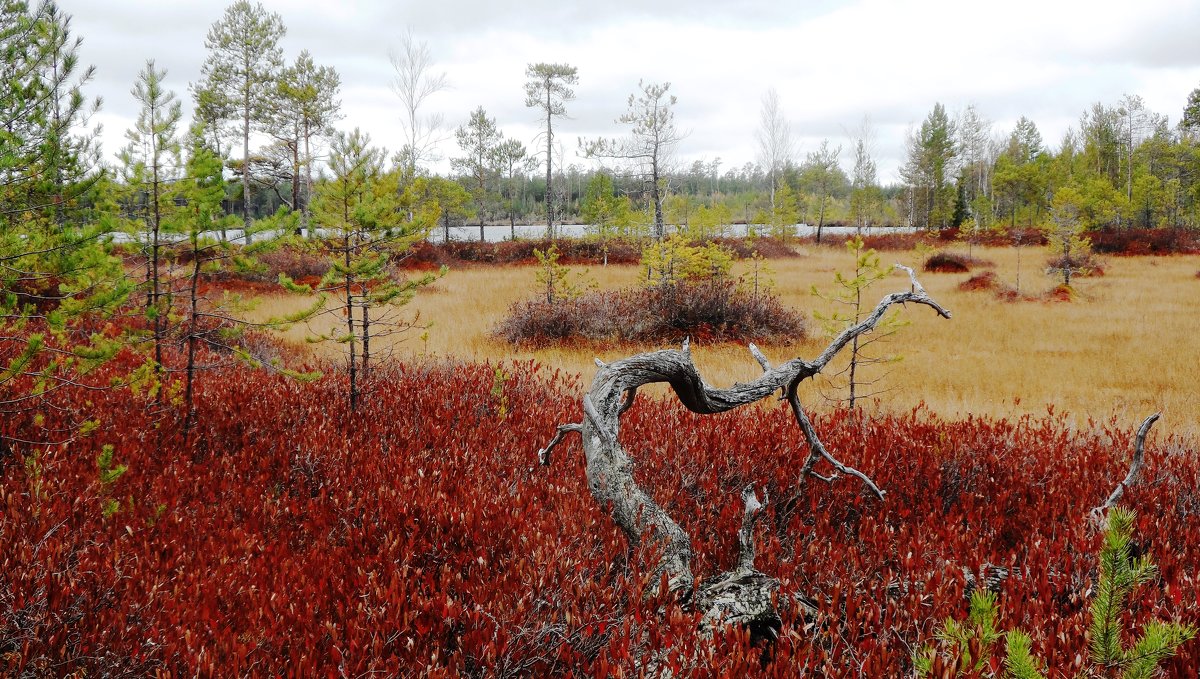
[[539, 266, 951, 635]]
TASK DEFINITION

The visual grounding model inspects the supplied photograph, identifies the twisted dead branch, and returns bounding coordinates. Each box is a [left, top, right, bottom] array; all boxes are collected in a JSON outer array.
[[1090, 413, 1162, 527], [538, 272, 951, 632]]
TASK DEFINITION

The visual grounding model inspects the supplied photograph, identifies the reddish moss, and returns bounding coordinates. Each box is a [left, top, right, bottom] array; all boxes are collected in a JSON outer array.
[[958, 271, 1000, 292]]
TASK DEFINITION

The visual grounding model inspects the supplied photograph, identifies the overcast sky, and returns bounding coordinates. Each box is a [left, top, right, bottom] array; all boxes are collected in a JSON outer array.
[[62, 0, 1200, 184]]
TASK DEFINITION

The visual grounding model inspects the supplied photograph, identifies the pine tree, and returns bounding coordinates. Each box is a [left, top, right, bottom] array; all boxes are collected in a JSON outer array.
[[0, 1, 130, 418], [301, 129, 441, 411], [116, 59, 182, 404], [812, 236, 905, 409], [195, 0, 286, 237]]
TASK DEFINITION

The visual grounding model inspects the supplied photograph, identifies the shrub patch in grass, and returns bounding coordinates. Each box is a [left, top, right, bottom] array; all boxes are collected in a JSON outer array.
[[957, 271, 1000, 292], [923, 251, 994, 273], [496, 279, 806, 346]]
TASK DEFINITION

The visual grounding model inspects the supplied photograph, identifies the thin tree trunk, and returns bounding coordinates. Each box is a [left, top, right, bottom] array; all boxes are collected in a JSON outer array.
[[303, 125, 313, 238], [545, 94, 554, 240], [652, 160, 664, 240], [151, 169, 163, 409], [291, 139, 302, 235], [242, 82, 252, 244], [183, 229, 202, 445], [346, 245, 357, 412], [362, 293, 371, 379]]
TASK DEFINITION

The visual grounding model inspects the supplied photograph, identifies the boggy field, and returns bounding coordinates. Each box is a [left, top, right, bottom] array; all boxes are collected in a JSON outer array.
[[260, 245, 1200, 437], [6, 244, 1200, 676], [3, 352, 1199, 675]]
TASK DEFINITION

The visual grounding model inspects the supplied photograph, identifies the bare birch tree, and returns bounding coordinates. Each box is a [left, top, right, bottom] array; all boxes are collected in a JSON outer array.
[[756, 87, 794, 215], [390, 27, 448, 184]]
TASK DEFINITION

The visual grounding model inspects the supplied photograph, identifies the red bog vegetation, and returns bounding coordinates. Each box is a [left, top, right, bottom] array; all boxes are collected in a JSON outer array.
[[957, 270, 1001, 292], [1089, 227, 1200, 255], [924, 251, 994, 273], [496, 280, 807, 347], [1, 355, 1197, 676]]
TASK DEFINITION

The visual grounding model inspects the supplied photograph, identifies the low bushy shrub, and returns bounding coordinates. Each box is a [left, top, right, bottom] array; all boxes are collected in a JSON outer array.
[[254, 244, 331, 282], [923, 251, 994, 273], [496, 279, 807, 346], [1090, 227, 1200, 255], [957, 271, 1000, 291], [401, 237, 800, 269], [1045, 251, 1105, 278]]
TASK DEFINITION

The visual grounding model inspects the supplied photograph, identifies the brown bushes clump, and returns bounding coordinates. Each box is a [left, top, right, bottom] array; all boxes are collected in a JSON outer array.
[[255, 245, 331, 282], [403, 237, 799, 268], [1045, 253, 1105, 279], [1043, 284, 1075, 302], [1089, 227, 1200, 255], [497, 279, 806, 346], [958, 271, 1000, 292], [923, 251, 993, 273], [711, 236, 800, 259]]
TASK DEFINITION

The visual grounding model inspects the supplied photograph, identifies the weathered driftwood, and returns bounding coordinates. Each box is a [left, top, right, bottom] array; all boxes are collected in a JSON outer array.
[[1090, 413, 1162, 527], [538, 270, 951, 633]]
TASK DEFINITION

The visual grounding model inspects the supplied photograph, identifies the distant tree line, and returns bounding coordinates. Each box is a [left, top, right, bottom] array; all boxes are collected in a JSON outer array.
[[13, 0, 1200, 248]]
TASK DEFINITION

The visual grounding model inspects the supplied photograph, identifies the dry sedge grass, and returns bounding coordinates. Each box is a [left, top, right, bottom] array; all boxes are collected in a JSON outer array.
[[250, 245, 1200, 437]]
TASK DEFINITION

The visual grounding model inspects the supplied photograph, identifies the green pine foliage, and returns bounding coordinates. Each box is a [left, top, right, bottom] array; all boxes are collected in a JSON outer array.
[[301, 128, 442, 410], [812, 236, 906, 408], [1002, 631, 1046, 679], [532, 243, 592, 304], [915, 590, 1003, 676], [1089, 508, 1196, 677], [640, 233, 733, 288], [0, 1, 131, 416], [916, 508, 1195, 678]]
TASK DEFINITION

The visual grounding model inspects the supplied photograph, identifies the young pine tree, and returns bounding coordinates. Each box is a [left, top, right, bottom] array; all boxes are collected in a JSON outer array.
[[0, 1, 130, 422], [299, 128, 441, 411], [812, 236, 905, 410], [174, 125, 321, 445], [915, 508, 1196, 679], [116, 59, 183, 408]]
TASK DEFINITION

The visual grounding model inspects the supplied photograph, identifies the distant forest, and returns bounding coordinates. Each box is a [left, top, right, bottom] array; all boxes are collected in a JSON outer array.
[[7, 0, 1200, 242]]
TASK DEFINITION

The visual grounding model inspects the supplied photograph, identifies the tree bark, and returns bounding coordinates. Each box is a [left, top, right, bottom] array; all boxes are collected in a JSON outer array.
[[539, 273, 951, 634], [544, 95, 554, 240]]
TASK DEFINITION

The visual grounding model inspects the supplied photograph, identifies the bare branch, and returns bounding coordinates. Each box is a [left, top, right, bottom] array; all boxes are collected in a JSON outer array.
[[1091, 413, 1161, 523], [537, 422, 583, 466], [736, 485, 766, 573], [788, 388, 884, 500], [748, 342, 771, 371], [893, 263, 926, 296], [538, 275, 948, 627], [617, 388, 637, 415]]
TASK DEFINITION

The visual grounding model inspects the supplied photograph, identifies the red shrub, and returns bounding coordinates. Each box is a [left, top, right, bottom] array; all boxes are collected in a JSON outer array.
[[958, 271, 1000, 291], [1044, 283, 1076, 302], [924, 251, 993, 273], [1089, 228, 1200, 255], [496, 280, 807, 346], [1, 348, 1197, 676]]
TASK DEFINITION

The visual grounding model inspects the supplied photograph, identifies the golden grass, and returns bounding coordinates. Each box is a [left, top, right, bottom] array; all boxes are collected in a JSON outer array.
[[249, 245, 1200, 437]]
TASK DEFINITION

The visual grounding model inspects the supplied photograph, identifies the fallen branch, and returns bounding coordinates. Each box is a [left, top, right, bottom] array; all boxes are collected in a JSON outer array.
[[537, 279, 951, 632], [1090, 413, 1161, 525], [537, 423, 583, 466]]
